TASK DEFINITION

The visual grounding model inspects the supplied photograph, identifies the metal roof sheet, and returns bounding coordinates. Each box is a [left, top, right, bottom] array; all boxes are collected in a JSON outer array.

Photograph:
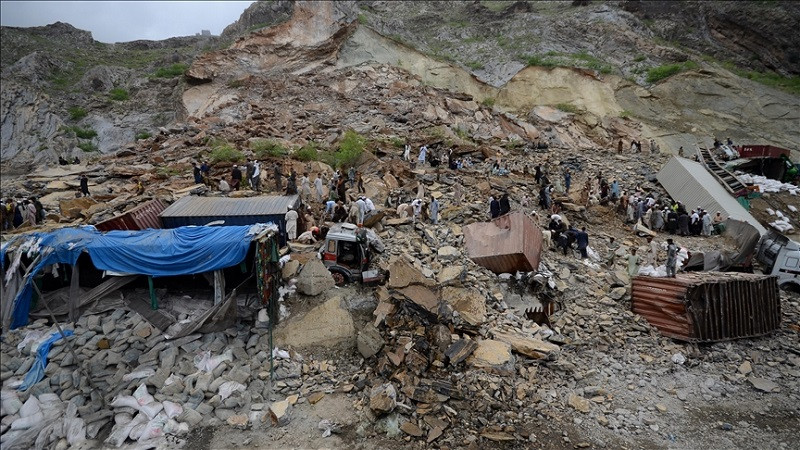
[[160, 195, 300, 218], [656, 157, 766, 235]]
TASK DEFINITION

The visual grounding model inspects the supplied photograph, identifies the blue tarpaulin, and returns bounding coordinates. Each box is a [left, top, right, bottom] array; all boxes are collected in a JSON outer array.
[[17, 330, 73, 391], [4, 225, 268, 329]]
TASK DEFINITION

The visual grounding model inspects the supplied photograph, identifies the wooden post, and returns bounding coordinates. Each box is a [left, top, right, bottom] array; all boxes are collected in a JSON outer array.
[[213, 270, 225, 306], [68, 264, 80, 323], [148, 276, 158, 310]]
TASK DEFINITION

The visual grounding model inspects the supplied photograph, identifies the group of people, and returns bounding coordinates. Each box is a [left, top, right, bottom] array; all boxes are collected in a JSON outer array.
[[324, 195, 378, 226], [394, 196, 440, 225], [1, 197, 45, 230], [619, 192, 724, 237]]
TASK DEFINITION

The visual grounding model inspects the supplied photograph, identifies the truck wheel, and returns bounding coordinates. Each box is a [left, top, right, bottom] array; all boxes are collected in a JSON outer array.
[[329, 268, 350, 286]]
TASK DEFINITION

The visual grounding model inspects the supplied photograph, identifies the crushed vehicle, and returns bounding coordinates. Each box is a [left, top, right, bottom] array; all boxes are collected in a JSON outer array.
[[756, 228, 800, 289], [320, 223, 385, 285]]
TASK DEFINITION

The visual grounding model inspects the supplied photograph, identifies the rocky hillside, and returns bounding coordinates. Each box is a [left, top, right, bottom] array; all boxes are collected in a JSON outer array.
[[0, 23, 219, 174]]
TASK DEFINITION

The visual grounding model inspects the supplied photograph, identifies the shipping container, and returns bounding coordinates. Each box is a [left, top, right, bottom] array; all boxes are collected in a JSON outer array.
[[463, 211, 543, 274], [632, 272, 780, 342], [94, 198, 167, 232]]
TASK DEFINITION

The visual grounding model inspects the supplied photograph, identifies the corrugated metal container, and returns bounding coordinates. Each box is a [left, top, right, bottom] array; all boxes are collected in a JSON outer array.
[[737, 145, 790, 159], [160, 195, 300, 244], [463, 211, 543, 274], [95, 199, 167, 231], [632, 272, 780, 342], [656, 156, 766, 235]]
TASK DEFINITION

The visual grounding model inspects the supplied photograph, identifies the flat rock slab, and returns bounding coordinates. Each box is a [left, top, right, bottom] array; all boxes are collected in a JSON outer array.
[[399, 285, 439, 313], [491, 329, 559, 359], [442, 287, 486, 325], [388, 259, 426, 288], [468, 339, 514, 375], [748, 376, 780, 393], [274, 297, 355, 349]]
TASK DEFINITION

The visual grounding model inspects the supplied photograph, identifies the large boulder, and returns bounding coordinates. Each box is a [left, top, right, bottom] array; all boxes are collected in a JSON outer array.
[[274, 297, 355, 350], [295, 258, 335, 296]]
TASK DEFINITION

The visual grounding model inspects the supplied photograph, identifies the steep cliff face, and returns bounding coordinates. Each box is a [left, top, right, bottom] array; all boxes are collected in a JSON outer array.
[[1, 1, 798, 174]]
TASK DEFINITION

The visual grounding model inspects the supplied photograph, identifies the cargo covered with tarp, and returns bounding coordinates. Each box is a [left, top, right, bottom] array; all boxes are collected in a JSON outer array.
[[1, 224, 275, 330], [463, 212, 543, 274], [682, 219, 762, 272], [632, 272, 780, 342]]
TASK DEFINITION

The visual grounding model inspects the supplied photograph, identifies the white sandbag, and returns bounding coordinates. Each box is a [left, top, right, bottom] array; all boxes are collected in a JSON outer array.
[[10, 411, 43, 430], [218, 381, 246, 401], [122, 369, 156, 382], [104, 413, 136, 448], [19, 396, 41, 418], [193, 350, 233, 373], [1, 390, 23, 416], [138, 413, 168, 442], [109, 395, 139, 410], [139, 402, 164, 420], [127, 413, 150, 442], [133, 384, 154, 406], [162, 401, 182, 419], [64, 417, 86, 445]]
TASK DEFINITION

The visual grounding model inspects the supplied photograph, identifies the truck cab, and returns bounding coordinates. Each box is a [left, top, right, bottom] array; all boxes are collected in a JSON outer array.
[[320, 223, 383, 285], [756, 228, 800, 289]]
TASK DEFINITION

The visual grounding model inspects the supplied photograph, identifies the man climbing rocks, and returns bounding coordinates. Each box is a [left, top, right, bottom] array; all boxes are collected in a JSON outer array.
[[499, 193, 510, 216], [430, 196, 439, 225], [489, 196, 500, 219], [231, 165, 242, 191], [576, 227, 589, 259], [193, 163, 203, 184], [80, 174, 90, 197]]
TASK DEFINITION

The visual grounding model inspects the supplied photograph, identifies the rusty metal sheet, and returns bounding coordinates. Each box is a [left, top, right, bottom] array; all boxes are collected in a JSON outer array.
[[632, 272, 780, 342], [463, 212, 543, 274], [95, 199, 167, 232]]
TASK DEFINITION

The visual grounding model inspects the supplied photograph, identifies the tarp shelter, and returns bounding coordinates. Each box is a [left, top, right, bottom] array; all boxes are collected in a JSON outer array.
[[657, 157, 766, 235], [1, 224, 274, 330], [159, 195, 300, 245]]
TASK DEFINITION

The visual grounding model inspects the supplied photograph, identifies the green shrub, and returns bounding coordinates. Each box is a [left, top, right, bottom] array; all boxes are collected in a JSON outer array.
[[68, 107, 87, 120], [65, 126, 97, 139], [466, 60, 484, 70], [153, 63, 188, 78], [525, 54, 558, 68], [555, 103, 579, 114], [109, 88, 129, 101], [77, 142, 98, 152], [251, 139, 288, 158], [633, 55, 647, 62], [481, 97, 496, 107], [646, 61, 698, 83], [358, 13, 367, 24], [135, 131, 152, 140], [389, 137, 405, 148], [332, 130, 366, 167], [209, 142, 244, 163], [619, 110, 633, 119], [293, 143, 320, 162]]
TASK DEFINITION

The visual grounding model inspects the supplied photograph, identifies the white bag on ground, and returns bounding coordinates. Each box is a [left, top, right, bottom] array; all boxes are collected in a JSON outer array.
[[138, 413, 168, 442], [218, 381, 246, 401], [193, 350, 232, 373], [162, 401, 183, 419], [132, 384, 154, 406], [1, 390, 23, 416]]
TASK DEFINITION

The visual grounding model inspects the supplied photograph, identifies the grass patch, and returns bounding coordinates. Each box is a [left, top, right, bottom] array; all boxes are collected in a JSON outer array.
[[728, 67, 800, 95], [525, 54, 559, 68], [109, 88, 129, 101], [482, 1, 512, 12], [633, 55, 647, 62], [153, 63, 188, 78], [571, 51, 613, 74], [251, 139, 288, 158], [227, 79, 244, 88], [466, 60, 484, 70], [135, 131, 152, 140], [64, 125, 97, 139], [209, 141, 244, 163], [77, 142, 98, 152], [292, 143, 321, 162], [645, 60, 698, 83], [68, 107, 87, 121], [555, 103, 579, 114], [481, 97, 496, 108], [358, 13, 368, 25], [388, 136, 405, 148], [619, 110, 633, 119]]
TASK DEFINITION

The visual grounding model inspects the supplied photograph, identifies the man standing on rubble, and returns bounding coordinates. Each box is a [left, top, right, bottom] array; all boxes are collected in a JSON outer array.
[[411, 198, 422, 224], [627, 247, 639, 277], [403, 144, 411, 161], [564, 169, 572, 193], [646, 236, 658, 267], [576, 227, 589, 259], [665, 239, 678, 278], [193, 162, 203, 184], [273, 163, 283, 192], [252, 160, 262, 192], [499, 193, 511, 216], [489, 196, 500, 219], [230, 165, 242, 191], [285, 207, 299, 241], [430, 196, 439, 225], [315, 173, 325, 203], [80, 174, 90, 197]]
